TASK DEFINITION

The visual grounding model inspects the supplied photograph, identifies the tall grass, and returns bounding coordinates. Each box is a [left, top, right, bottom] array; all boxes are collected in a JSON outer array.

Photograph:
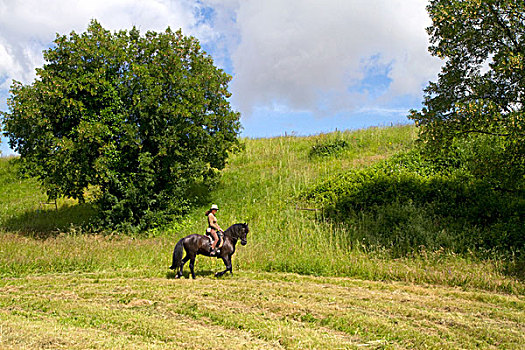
[[0, 157, 94, 233], [1, 125, 523, 294], [166, 125, 522, 293], [299, 150, 524, 260]]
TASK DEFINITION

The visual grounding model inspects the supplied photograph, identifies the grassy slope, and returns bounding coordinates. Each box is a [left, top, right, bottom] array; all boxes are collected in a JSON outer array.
[[0, 125, 524, 348], [0, 158, 94, 234], [189, 125, 522, 293]]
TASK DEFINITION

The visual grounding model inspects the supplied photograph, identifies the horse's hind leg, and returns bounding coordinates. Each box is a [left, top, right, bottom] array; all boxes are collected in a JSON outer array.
[[189, 257, 196, 279], [177, 256, 190, 278]]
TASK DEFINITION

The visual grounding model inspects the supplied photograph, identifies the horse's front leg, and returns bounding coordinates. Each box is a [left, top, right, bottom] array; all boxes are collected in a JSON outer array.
[[215, 255, 232, 277]]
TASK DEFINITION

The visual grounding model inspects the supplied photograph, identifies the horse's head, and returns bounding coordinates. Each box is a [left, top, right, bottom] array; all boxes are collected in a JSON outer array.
[[239, 223, 249, 246], [225, 223, 249, 245]]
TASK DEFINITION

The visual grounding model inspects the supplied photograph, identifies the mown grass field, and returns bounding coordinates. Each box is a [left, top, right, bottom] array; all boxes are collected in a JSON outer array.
[[1, 270, 523, 349], [1, 125, 524, 349]]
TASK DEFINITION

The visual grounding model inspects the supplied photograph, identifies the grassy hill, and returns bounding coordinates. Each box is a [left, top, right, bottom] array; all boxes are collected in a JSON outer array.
[[0, 125, 522, 291], [0, 125, 524, 348]]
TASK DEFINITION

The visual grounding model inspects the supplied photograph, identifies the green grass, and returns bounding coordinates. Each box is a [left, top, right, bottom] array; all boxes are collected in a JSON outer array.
[[0, 158, 94, 234], [1, 125, 524, 348], [1, 125, 523, 294]]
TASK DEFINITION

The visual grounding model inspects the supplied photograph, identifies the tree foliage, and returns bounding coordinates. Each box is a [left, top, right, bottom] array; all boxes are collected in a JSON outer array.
[[2, 20, 241, 231], [409, 0, 525, 187]]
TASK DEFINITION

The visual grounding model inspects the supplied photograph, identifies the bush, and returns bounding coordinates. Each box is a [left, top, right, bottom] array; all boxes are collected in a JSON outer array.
[[301, 151, 525, 257], [309, 139, 349, 158]]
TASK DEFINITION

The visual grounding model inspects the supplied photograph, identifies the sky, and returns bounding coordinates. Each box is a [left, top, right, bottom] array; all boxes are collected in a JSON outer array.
[[0, 0, 444, 155]]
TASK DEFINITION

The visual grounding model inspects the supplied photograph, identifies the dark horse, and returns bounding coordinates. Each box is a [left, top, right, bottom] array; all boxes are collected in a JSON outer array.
[[169, 223, 249, 279]]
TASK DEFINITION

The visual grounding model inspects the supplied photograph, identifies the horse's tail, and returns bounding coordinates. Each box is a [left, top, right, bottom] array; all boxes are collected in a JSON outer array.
[[169, 238, 185, 270]]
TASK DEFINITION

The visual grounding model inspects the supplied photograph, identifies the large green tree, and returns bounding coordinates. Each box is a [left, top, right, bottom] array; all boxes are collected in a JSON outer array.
[[410, 0, 524, 186], [2, 20, 241, 230]]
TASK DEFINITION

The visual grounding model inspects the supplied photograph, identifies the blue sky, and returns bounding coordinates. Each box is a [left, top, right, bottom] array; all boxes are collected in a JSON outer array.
[[0, 0, 443, 155]]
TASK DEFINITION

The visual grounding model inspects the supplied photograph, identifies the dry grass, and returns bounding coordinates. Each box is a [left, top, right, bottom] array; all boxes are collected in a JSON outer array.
[[1, 270, 523, 349]]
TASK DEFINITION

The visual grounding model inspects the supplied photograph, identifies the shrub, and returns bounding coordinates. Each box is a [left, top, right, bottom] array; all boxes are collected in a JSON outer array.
[[300, 151, 525, 257], [309, 139, 349, 158]]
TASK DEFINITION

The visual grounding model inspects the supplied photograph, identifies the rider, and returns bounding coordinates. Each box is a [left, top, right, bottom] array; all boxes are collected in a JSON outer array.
[[205, 204, 223, 255]]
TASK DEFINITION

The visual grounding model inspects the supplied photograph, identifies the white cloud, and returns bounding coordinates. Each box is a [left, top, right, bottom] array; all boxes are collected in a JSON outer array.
[[0, 0, 212, 88], [226, 0, 443, 116], [0, 0, 443, 126]]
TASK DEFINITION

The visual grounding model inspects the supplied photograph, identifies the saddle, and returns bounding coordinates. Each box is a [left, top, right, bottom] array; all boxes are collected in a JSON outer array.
[[205, 228, 224, 249]]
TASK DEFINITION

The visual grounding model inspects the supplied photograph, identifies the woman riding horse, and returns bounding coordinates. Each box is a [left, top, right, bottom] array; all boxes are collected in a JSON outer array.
[[205, 204, 223, 256], [169, 223, 249, 279]]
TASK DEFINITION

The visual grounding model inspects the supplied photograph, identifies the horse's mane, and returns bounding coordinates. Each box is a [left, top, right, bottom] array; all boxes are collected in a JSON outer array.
[[224, 223, 246, 238]]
